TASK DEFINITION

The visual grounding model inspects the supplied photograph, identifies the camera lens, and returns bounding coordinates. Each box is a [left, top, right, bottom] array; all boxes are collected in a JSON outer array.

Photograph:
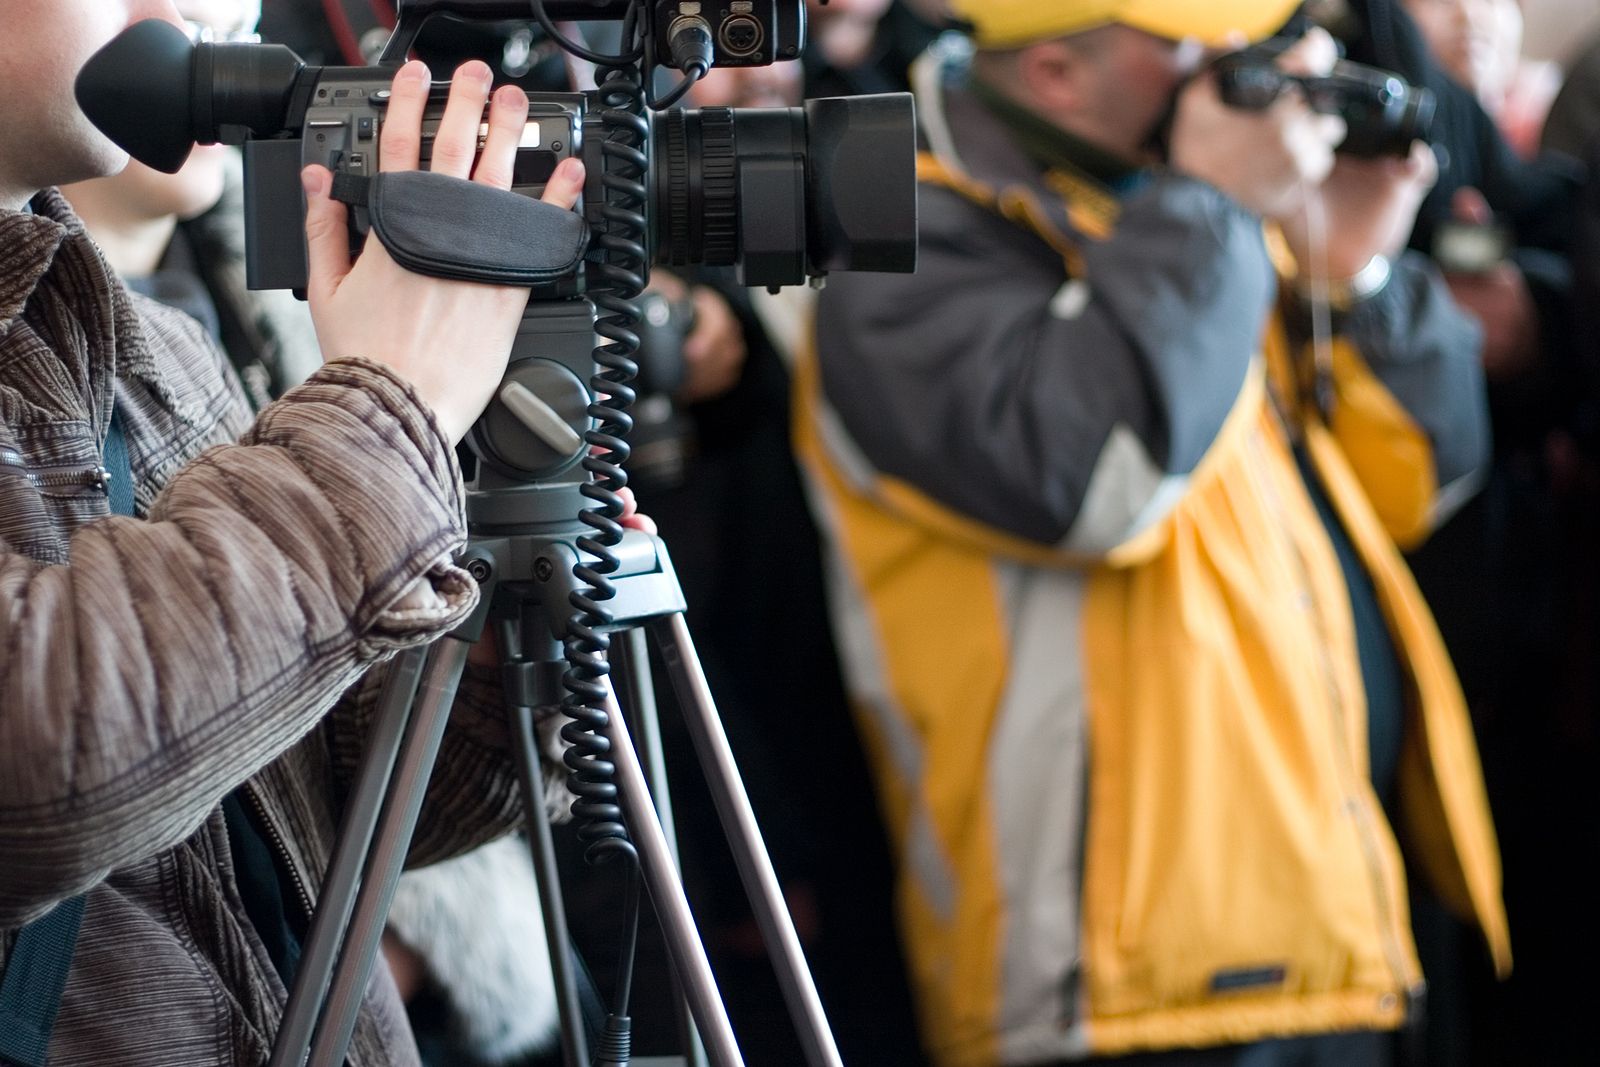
[[650, 94, 918, 289], [654, 107, 740, 268]]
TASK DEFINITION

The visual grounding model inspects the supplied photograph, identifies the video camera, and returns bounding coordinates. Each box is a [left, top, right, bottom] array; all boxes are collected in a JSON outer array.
[[75, 0, 918, 294], [76, 0, 917, 528], [1213, 40, 1435, 159]]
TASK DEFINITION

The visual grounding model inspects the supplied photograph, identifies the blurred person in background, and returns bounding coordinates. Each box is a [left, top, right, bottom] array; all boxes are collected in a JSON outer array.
[[804, 0, 947, 96], [1402, 0, 1560, 154], [1338, 0, 1579, 388], [797, 1, 1508, 1064], [1342, 5, 1598, 1061], [62, 0, 322, 407]]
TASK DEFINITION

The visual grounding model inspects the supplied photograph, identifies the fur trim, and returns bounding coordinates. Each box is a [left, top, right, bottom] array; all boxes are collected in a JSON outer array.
[[388, 836, 560, 1063]]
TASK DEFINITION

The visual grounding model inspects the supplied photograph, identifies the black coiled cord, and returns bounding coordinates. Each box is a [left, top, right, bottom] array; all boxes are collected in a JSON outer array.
[[539, 0, 650, 1030]]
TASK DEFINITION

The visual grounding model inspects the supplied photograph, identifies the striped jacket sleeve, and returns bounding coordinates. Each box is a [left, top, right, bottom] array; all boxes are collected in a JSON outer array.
[[0, 359, 478, 926]]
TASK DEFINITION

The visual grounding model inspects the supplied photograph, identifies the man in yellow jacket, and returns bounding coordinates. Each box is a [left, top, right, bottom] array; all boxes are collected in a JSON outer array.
[[795, 2, 1509, 1064]]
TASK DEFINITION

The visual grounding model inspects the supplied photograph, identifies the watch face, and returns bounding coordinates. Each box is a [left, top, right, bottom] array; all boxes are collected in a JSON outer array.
[[1433, 221, 1509, 275]]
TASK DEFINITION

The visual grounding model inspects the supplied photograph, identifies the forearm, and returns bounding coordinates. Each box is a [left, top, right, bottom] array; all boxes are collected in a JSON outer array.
[[0, 359, 475, 924], [1338, 252, 1491, 490]]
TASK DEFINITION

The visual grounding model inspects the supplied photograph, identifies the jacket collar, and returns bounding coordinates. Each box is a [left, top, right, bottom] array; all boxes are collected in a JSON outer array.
[[1, 189, 197, 433], [0, 190, 79, 331], [911, 42, 1142, 246]]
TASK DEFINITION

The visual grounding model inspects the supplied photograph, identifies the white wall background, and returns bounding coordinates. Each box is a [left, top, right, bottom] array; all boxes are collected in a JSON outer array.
[[1523, 0, 1600, 66]]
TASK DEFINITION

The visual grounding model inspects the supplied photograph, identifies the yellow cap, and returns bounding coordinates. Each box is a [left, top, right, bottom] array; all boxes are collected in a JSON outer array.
[[949, 0, 1301, 50]]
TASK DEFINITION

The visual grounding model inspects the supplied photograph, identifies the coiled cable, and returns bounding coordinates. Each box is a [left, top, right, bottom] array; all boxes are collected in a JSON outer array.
[[535, 0, 649, 1038]]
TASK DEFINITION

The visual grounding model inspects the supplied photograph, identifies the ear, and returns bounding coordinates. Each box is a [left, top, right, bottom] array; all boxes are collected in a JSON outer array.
[[1015, 39, 1085, 113]]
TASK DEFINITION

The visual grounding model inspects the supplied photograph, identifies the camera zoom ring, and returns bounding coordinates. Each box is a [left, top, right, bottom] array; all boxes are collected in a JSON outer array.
[[662, 109, 692, 264], [699, 108, 738, 265]]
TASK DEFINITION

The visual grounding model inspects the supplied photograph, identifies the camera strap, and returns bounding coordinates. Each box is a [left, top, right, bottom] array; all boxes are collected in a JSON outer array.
[[0, 897, 85, 1067], [331, 171, 590, 286], [0, 410, 136, 1067]]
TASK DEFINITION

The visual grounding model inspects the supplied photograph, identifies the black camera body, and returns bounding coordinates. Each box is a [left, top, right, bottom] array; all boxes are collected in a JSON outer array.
[[1213, 46, 1435, 159], [244, 73, 591, 295], [77, 1, 918, 294], [77, 0, 917, 530]]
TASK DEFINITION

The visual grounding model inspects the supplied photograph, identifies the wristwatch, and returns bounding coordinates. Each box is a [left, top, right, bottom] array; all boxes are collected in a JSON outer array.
[[1294, 253, 1393, 312]]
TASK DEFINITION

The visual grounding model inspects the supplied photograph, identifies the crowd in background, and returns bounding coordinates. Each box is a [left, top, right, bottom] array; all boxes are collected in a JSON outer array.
[[12, 0, 1600, 1065]]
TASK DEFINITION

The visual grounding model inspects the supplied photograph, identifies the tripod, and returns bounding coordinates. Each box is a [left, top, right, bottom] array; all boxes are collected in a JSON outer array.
[[266, 297, 844, 1067]]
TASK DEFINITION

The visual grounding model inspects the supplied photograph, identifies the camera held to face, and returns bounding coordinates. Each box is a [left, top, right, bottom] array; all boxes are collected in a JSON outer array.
[[1212, 40, 1436, 159]]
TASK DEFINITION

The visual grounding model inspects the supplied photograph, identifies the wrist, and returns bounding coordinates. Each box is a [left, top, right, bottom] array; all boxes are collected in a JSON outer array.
[[1293, 253, 1392, 311]]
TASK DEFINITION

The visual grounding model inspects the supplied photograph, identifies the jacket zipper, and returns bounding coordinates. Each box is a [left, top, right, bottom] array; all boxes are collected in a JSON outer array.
[[0, 447, 112, 495], [242, 782, 316, 924], [1244, 427, 1424, 1012]]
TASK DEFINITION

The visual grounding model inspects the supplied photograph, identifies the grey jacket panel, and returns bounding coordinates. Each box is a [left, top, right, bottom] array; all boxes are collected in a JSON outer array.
[[1340, 252, 1491, 493], [816, 173, 1272, 547]]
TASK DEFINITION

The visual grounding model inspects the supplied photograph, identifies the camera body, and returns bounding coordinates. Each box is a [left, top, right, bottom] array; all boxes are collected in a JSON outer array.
[[1212, 46, 1435, 159], [80, 4, 917, 294], [243, 71, 594, 295]]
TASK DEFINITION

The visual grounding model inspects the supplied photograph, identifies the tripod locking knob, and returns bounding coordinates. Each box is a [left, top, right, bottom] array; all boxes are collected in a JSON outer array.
[[499, 380, 585, 455]]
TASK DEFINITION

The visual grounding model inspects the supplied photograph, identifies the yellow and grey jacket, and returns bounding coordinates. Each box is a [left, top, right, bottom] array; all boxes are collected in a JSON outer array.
[[795, 61, 1510, 1067]]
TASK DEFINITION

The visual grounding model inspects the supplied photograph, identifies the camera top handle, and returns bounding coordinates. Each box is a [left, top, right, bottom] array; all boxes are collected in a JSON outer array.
[[382, 1, 638, 63]]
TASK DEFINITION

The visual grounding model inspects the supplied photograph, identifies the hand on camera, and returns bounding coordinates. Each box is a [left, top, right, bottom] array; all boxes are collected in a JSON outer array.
[[651, 272, 749, 404], [1278, 139, 1437, 283], [300, 59, 586, 445], [1170, 30, 1344, 220]]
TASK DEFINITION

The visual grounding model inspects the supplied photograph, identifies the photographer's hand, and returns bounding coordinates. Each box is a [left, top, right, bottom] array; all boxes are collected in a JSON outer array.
[[1440, 188, 1539, 381], [1169, 30, 1345, 219], [1277, 140, 1437, 283], [300, 59, 586, 444]]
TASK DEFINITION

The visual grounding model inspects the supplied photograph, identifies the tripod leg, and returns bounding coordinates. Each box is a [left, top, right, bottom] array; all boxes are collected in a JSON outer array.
[[501, 613, 591, 1067], [269, 645, 428, 1067], [305, 635, 473, 1067], [649, 615, 844, 1067], [599, 678, 745, 1067], [612, 629, 709, 1067], [514, 703, 592, 1067]]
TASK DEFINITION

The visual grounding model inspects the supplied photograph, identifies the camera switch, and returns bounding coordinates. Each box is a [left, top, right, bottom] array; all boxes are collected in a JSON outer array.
[[499, 381, 584, 456]]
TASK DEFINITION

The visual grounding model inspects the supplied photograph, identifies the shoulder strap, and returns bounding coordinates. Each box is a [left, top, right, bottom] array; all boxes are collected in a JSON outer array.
[[917, 151, 1089, 275], [0, 897, 88, 1067], [103, 408, 136, 519]]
